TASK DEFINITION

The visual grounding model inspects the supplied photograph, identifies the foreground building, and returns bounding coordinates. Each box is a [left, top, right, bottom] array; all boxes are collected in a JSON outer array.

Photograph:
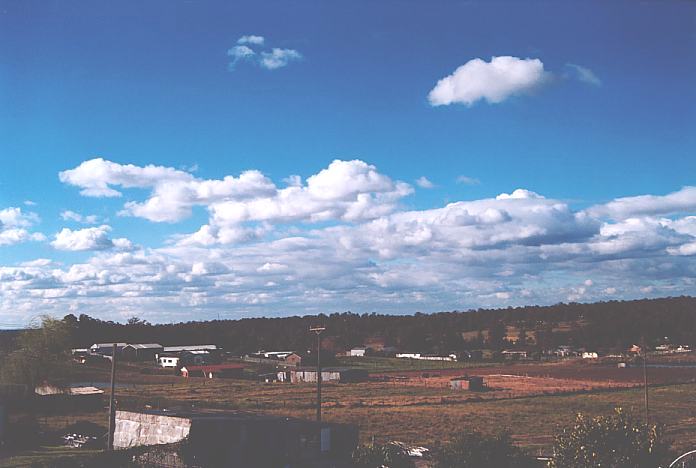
[[114, 409, 358, 467]]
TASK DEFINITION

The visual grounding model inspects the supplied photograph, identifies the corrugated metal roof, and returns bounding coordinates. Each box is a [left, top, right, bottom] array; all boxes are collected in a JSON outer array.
[[125, 343, 163, 349], [182, 364, 244, 372], [163, 345, 218, 352]]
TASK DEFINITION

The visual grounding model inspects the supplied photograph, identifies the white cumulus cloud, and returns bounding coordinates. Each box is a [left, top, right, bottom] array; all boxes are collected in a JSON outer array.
[[428, 56, 548, 106], [227, 35, 301, 71], [259, 48, 302, 70], [51, 225, 133, 252], [237, 35, 264, 45], [415, 176, 435, 189], [0, 207, 45, 246]]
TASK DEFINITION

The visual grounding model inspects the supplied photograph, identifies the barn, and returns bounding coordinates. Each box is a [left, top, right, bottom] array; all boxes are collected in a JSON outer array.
[[122, 343, 164, 362]]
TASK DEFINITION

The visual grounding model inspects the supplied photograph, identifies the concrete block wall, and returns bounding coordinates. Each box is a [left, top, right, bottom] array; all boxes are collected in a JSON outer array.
[[113, 411, 192, 449]]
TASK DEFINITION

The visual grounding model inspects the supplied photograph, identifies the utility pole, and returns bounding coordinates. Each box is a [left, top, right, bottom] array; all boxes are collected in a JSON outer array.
[[107, 343, 117, 450], [642, 336, 649, 425], [310, 326, 325, 423]]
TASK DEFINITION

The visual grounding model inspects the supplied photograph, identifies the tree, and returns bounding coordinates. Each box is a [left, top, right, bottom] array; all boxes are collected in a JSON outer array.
[[0, 316, 71, 387], [351, 442, 415, 468], [548, 408, 671, 468], [433, 430, 535, 468]]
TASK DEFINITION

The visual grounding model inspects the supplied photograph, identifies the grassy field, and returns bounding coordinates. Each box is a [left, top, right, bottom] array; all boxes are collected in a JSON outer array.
[[333, 356, 499, 372], [4, 357, 695, 466]]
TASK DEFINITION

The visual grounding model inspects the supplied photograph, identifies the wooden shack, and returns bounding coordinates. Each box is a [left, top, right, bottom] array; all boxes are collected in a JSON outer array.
[[449, 376, 485, 392]]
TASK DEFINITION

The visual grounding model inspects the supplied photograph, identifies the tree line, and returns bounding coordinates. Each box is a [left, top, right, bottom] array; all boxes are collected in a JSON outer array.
[[1, 296, 693, 357]]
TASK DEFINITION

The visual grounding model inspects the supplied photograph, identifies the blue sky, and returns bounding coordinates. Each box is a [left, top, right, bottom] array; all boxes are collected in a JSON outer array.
[[1, 1, 695, 326]]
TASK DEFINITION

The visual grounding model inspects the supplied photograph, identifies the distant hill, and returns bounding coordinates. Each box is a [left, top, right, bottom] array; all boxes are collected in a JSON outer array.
[[3, 296, 695, 355]]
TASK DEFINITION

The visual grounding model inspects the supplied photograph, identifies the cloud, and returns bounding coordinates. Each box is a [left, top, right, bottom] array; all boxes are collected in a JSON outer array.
[[456, 175, 481, 186], [415, 176, 435, 189], [51, 225, 133, 251], [228, 35, 302, 71], [259, 48, 302, 70], [428, 56, 548, 106], [5, 159, 696, 323], [61, 210, 99, 224], [61, 158, 413, 244], [0, 207, 45, 246], [237, 35, 264, 45], [586, 186, 696, 220], [227, 45, 256, 69], [566, 63, 601, 86]]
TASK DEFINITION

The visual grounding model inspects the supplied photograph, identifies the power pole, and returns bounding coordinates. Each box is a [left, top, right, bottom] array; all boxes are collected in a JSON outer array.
[[642, 336, 649, 425], [107, 343, 118, 450], [310, 326, 325, 423]]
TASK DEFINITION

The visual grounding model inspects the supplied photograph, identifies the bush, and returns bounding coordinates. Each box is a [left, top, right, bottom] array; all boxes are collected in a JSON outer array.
[[548, 408, 671, 468], [433, 430, 536, 468], [352, 442, 415, 468]]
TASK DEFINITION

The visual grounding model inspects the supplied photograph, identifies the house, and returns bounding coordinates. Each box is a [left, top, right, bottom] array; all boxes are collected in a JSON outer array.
[[501, 350, 529, 360], [252, 351, 295, 360], [349, 347, 367, 357], [122, 343, 163, 361], [628, 344, 642, 355], [180, 364, 244, 379], [395, 353, 457, 361], [89, 343, 127, 355], [283, 353, 302, 367], [582, 352, 599, 359], [158, 355, 180, 368], [34, 384, 104, 411], [113, 409, 358, 466], [285, 367, 368, 384], [450, 376, 485, 391], [553, 346, 576, 358]]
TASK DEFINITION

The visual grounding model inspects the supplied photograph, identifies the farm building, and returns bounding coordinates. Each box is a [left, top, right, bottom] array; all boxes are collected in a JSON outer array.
[[349, 347, 367, 357], [180, 364, 244, 379], [501, 350, 529, 360], [34, 384, 104, 411], [396, 353, 457, 361], [89, 342, 127, 355], [122, 343, 163, 361], [163, 344, 219, 354], [449, 376, 485, 392], [114, 409, 358, 466], [284, 367, 368, 384], [283, 353, 302, 367], [158, 355, 180, 368]]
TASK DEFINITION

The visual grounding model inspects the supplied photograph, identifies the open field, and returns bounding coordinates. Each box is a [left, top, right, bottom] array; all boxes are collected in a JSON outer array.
[[3, 356, 694, 466]]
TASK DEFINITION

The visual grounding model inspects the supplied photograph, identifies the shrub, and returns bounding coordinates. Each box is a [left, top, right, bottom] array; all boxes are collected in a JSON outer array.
[[433, 430, 536, 468], [352, 442, 415, 468], [548, 408, 671, 468]]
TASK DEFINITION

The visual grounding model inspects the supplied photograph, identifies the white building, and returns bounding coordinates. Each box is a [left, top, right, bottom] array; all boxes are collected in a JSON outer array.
[[158, 356, 180, 368], [582, 352, 599, 359], [396, 353, 457, 361], [349, 347, 367, 357], [162, 345, 218, 353]]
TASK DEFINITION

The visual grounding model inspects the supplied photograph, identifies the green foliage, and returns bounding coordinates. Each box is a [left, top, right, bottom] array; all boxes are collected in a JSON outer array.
[[433, 430, 536, 468], [351, 442, 415, 468], [548, 408, 671, 468], [0, 315, 71, 387]]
